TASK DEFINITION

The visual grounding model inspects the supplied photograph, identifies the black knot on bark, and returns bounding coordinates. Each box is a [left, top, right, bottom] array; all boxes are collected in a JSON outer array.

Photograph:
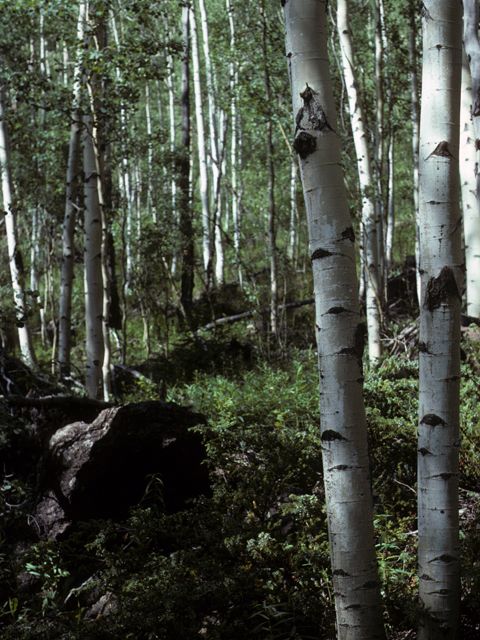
[[333, 568, 350, 576], [420, 413, 445, 427], [295, 84, 334, 136], [424, 266, 461, 312], [311, 247, 332, 260], [419, 2, 433, 21], [341, 226, 355, 242], [293, 132, 317, 159], [321, 430, 346, 442], [430, 141, 453, 158]]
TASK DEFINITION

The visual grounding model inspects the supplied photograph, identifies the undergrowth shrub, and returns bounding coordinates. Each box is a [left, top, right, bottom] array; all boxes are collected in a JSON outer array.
[[3, 341, 480, 638]]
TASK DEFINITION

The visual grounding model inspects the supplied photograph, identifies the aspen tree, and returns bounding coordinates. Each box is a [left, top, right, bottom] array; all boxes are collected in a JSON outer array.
[[226, 0, 242, 288], [337, 0, 382, 363], [260, 0, 278, 337], [284, 1, 385, 637], [59, 0, 86, 376], [0, 83, 36, 368], [190, 4, 211, 279], [385, 133, 394, 268], [460, 48, 480, 318], [417, 2, 462, 637], [179, 5, 194, 319], [408, 7, 422, 301], [83, 4, 110, 399], [463, 0, 480, 318]]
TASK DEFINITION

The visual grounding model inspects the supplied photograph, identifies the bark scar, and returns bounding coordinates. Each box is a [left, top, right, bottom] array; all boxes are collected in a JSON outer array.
[[423, 266, 461, 312], [295, 84, 334, 135]]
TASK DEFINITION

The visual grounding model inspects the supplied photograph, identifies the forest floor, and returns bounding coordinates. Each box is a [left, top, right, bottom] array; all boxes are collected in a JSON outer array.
[[1, 275, 480, 639]]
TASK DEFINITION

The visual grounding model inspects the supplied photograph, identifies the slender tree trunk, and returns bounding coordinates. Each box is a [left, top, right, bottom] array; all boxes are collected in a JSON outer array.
[[464, 0, 480, 319], [260, 1, 278, 337], [373, 0, 386, 297], [288, 159, 297, 263], [417, 2, 463, 638], [179, 5, 194, 321], [226, 0, 242, 289], [409, 7, 422, 303], [0, 82, 36, 368], [460, 47, 480, 317], [145, 82, 157, 223], [385, 131, 394, 268], [190, 5, 211, 280], [58, 0, 86, 376], [337, 0, 382, 363], [285, 2, 386, 637], [83, 4, 109, 399]]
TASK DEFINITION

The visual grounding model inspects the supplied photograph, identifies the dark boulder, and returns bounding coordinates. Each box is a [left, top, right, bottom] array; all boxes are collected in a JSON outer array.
[[35, 401, 209, 539]]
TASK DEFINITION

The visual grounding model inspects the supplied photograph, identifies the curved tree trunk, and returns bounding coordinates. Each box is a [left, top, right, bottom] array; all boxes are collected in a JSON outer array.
[[417, 2, 463, 637], [284, 1, 385, 637], [337, 0, 382, 364]]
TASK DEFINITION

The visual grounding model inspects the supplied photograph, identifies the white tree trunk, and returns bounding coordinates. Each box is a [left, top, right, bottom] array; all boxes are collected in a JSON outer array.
[[145, 82, 157, 223], [59, 0, 86, 376], [190, 5, 211, 279], [226, 0, 242, 289], [83, 4, 110, 399], [288, 160, 297, 262], [337, 0, 382, 364], [0, 84, 36, 368], [409, 9, 422, 303], [285, 2, 385, 637], [260, 2, 278, 337], [460, 47, 480, 318], [417, 2, 463, 637], [385, 132, 394, 268]]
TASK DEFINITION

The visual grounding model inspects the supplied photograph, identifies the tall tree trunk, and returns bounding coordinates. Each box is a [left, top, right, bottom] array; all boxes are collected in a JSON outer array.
[[409, 6, 422, 304], [190, 5, 211, 281], [83, 4, 109, 399], [0, 82, 36, 368], [288, 159, 297, 263], [460, 47, 480, 318], [373, 0, 386, 297], [260, 1, 278, 337], [284, 2, 386, 637], [145, 82, 157, 223], [417, 2, 463, 638], [337, 0, 382, 363], [58, 0, 86, 376], [226, 0, 242, 289], [464, 0, 480, 319], [385, 131, 394, 268], [179, 5, 194, 321]]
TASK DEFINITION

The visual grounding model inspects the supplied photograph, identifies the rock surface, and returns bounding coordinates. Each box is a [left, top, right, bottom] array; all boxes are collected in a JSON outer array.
[[35, 401, 209, 539]]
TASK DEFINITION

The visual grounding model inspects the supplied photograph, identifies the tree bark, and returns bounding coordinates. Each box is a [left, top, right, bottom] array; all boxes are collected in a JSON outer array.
[[190, 5, 211, 281], [284, 1, 385, 637], [179, 5, 194, 321], [460, 48, 480, 318], [417, 2, 463, 637], [0, 81, 36, 368], [260, 1, 278, 337], [409, 6, 422, 303], [337, 0, 382, 364], [58, 0, 86, 376]]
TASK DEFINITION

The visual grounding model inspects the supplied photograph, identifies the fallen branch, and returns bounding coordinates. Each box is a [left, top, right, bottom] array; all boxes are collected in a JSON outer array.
[[200, 298, 314, 332]]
